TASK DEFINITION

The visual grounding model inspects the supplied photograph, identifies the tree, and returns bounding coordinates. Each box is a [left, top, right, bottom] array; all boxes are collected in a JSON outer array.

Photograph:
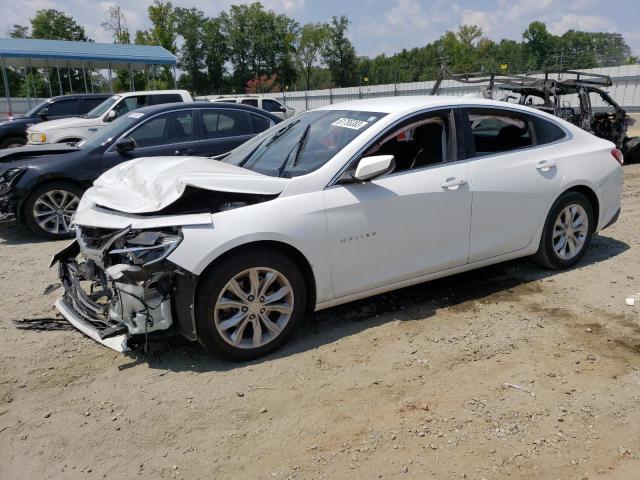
[[322, 15, 357, 87], [457, 25, 482, 48], [522, 21, 555, 69], [102, 5, 130, 44], [9, 25, 29, 38], [202, 17, 228, 93], [175, 7, 206, 92], [30, 9, 89, 41], [295, 23, 328, 89], [246, 74, 279, 93], [147, 0, 177, 53]]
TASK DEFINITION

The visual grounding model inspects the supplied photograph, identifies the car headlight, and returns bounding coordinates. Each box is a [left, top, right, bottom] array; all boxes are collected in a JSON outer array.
[[0, 168, 26, 196], [109, 229, 182, 266], [29, 132, 47, 143]]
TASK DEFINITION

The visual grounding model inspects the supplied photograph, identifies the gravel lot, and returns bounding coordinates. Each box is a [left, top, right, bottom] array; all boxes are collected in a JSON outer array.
[[1, 165, 639, 480]]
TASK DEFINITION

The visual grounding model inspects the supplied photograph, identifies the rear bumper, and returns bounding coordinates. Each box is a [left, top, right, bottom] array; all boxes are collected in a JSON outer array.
[[601, 207, 620, 230]]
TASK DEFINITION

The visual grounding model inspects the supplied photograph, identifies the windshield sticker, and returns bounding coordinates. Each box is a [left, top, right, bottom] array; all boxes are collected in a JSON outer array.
[[127, 112, 145, 118], [331, 118, 369, 130]]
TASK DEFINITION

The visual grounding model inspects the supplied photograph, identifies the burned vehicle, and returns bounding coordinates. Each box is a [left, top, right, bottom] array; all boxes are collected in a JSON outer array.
[[51, 97, 623, 361], [431, 66, 640, 162]]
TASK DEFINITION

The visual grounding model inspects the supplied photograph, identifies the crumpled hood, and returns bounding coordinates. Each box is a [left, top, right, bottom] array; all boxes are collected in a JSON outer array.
[[28, 116, 99, 132], [85, 156, 290, 214]]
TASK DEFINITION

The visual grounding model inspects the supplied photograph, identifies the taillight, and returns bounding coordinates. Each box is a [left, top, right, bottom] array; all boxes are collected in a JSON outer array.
[[611, 148, 624, 166]]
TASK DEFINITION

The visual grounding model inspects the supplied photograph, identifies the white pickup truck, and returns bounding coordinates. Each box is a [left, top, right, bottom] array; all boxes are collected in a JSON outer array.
[[27, 90, 193, 145]]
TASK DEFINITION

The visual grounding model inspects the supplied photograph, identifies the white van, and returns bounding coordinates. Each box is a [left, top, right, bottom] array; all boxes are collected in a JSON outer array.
[[27, 90, 193, 145]]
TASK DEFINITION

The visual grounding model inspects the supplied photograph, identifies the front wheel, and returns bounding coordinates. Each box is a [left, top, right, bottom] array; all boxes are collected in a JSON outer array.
[[23, 181, 83, 239], [533, 191, 594, 269], [195, 248, 307, 361]]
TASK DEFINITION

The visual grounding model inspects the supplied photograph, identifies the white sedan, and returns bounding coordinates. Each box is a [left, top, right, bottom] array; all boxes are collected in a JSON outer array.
[[52, 96, 624, 360]]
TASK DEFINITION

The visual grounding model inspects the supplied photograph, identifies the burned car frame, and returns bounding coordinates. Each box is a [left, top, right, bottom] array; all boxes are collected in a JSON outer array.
[[431, 65, 640, 162]]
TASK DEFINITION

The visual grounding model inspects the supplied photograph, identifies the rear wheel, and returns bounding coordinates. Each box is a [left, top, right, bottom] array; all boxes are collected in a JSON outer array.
[[195, 248, 306, 361], [0, 137, 26, 149], [23, 181, 83, 239], [533, 191, 594, 269]]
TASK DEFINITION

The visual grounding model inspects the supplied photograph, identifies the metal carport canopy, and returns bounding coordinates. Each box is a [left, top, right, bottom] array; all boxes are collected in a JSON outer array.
[[0, 38, 177, 69]]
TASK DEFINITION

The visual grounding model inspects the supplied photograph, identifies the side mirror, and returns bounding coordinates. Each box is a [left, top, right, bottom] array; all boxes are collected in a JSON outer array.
[[105, 110, 117, 122], [353, 155, 395, 182], [115, 137, 135, 154], [280, 105, 287, 113], [38, 108, 49, 120]]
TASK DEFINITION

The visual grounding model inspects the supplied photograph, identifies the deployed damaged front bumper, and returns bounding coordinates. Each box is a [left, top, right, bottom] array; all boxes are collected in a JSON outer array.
[[52, 231, 197, 352]]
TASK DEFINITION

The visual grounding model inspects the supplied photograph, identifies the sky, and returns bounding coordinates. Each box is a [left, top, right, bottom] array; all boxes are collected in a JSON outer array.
[[3, 0, 640, 57]]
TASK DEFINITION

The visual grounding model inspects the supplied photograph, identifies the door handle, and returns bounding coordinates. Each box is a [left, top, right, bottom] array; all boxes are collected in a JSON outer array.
[[88, 127, 98, 132], [536, 160, 557, 171], [174, 149, 195, 156], [440, 177, 467, 190]]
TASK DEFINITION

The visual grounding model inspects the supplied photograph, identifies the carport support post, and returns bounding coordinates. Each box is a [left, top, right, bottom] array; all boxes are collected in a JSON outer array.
[[129, 63, 134, 91], [1, 56, 12, 118], [45, 67, 52, 98], [67, 61, 73, 94], [145, 66, 149, 90], [81, 61, 88, 93], [108, 63, 113, 93], [56, 62, 63, 95], [28, 59, 37, 102], [173, 65, 177, 89], [23, 65, 32, 109], [88, 62, 93, 93]]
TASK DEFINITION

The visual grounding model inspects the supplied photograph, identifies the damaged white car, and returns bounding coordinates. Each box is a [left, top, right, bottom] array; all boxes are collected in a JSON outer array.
[[51, 96, 623, 360]]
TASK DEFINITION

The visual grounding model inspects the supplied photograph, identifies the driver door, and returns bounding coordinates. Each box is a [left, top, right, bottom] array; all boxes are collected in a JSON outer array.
[[323, 109, 473, 298]]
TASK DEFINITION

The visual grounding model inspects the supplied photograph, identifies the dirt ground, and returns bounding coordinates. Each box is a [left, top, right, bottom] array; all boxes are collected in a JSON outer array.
[[1, 166, 639, 480]]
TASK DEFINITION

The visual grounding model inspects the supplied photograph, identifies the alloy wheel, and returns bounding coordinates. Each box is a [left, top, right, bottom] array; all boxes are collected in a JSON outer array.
[[32, 189, 80, 235], [214, 267, 294, 349], [552, 204, 588, 260]]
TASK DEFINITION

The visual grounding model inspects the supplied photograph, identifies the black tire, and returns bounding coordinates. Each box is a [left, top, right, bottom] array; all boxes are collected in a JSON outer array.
[[195, 248, 307, 361], [533, 191, 594, 269], [0, 136, 26, 149], [22, 180, 84, 239]]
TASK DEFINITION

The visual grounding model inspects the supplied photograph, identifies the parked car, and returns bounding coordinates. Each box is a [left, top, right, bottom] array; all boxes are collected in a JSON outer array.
[[51, 96, 623, 360], [0, 102, 279, 237], [0, 94, 111, 149], [26, 90, 193, 145], [208, 95, 295, 120]]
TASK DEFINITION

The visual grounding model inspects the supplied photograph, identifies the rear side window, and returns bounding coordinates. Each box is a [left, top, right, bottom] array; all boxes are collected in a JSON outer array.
[[533, 116, 566, 144], [250, 114, 273, 133], [47, 99, 79, 117], [149, 94, 183, 105], [466, 108, 532, 156], [129, 111, 194, 148], [241, 99, 259, 107], [81, 97, 108, 113], [201, 110, 253, 138]]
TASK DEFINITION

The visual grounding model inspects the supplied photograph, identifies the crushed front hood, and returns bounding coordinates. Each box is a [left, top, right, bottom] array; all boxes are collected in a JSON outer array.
[[85, 156, 290, 214]]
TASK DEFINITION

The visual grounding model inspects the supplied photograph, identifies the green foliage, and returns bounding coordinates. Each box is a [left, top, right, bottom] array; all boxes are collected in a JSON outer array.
[[30, 9, 89, 41], [295, 23, 329, 89], [322, 16, 357, 87]]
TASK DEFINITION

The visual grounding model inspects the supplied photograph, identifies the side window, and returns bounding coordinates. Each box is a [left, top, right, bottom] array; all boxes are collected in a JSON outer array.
[[241, 99, 259, 108], [113, 95, 147, 118], [365, 110, 452, 173], [149, 94, 182, 105], [533, 116, 566, 145], [129, 111, 194, 148], [81, 97, 108, 113], [466, 108, 532, 156], [250, 114, 273, 134], [201, 110, 253, 139], [263, 99, 284, 113], [47, 99, 79, 117]]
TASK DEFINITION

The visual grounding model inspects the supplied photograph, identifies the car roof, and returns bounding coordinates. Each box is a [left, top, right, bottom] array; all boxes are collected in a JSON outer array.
[[114, 89, 190, 97], [47, 93, 111, 101], [128, 101, 282, 121], [315, 95, 558, 117]]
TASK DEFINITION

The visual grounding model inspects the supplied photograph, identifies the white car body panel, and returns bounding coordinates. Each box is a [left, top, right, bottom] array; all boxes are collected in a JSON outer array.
[[55, 95, 624, 351], [27, 90, 192, 144]]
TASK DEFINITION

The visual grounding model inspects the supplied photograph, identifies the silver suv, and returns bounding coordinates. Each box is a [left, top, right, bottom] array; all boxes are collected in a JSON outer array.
[[206, 96, 295, 120]]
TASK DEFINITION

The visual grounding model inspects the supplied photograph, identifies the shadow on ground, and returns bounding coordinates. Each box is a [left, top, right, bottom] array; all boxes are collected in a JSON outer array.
[[112, 234, 630, 373]]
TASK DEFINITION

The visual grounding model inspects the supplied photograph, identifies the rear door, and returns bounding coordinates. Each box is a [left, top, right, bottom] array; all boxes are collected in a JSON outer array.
[[148, 93, 183, 106], [463, 107, 567, 262], [46, 98, 80, 120], [196, 108, 262, 156], [80, 96, 108, 114], [101, 110, 199, 171]]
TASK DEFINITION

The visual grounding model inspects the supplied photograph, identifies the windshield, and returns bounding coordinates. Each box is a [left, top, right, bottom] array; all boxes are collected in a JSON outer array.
[[25, 99, 51, 118], [85, 95, 120, 119], [222, 110, 386, 177], [76, 113, 140, 150]]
